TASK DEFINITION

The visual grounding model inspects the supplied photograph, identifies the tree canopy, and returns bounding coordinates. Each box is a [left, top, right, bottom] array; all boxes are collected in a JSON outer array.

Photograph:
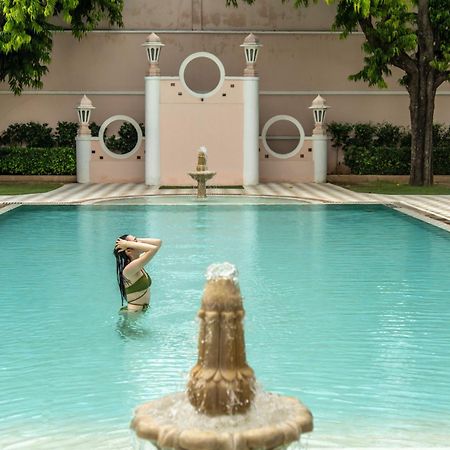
[[0, 0, 124, 94]]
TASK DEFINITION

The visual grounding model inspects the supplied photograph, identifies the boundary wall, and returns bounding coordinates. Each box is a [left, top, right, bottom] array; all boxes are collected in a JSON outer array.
[[1, 0, 448, 134]]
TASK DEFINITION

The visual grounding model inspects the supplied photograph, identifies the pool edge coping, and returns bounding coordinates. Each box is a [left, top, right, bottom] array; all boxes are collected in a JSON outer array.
[[2, 183, 450, 233]]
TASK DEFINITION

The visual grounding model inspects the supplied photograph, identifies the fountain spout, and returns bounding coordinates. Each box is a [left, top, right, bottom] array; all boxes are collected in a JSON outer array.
[[131, 263, 313, 450], [188, 147, 216, 198], [187, 263, 255, 415]]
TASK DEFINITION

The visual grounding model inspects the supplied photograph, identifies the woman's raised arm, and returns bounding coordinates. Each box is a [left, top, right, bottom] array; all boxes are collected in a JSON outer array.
[[116, 238, 161, 277], [137, 237, 162, 247]]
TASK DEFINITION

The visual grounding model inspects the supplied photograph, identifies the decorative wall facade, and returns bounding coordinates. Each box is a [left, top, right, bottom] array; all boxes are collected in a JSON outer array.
[[1, 0, 449, 179]]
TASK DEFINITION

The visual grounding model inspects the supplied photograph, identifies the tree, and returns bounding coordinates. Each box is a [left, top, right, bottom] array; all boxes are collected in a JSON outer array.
[[229, 0, 450, 186], [0, 0, 123, 95]]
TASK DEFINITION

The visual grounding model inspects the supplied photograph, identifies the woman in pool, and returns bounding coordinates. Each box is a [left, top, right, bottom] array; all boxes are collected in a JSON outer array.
[[113, 234, 162, 313]]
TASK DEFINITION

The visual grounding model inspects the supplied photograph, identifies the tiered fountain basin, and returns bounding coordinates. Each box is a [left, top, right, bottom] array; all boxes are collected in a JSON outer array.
[[188, 147, 216, 198], [132, 391, 312, 450], [131, 263, 313, 450]]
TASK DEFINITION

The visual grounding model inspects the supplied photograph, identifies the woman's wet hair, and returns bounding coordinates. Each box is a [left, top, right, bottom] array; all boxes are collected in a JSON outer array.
[[113, 234, 130, 306]]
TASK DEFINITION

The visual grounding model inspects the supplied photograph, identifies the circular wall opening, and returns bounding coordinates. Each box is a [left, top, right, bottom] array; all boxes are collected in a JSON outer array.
[[99, 115, 143, 159], [179, 52, 225, 98], [264, 120, 302, 155], [261, 115, 305, 159]]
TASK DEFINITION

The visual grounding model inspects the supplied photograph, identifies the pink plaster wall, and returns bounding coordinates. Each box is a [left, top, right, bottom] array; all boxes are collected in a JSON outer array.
[[89, 139, 145, 183], [259, 139, 315, 183], [159, 78, 244, 186], [1, 29, 449, 156], [2, 9, 449, 138], [86, 116, 326, 184]]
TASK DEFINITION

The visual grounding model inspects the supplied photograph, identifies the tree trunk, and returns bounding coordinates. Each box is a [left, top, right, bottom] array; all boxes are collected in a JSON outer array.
[[408, 0, 435, 186], [407, 72, 436, 186]]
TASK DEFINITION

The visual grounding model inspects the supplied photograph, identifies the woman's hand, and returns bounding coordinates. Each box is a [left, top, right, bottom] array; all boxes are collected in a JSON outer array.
[[115, 238, 129, 252]]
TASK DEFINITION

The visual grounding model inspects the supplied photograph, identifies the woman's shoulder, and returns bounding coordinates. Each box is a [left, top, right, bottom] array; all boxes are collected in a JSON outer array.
[[123, 266, 144, 280]]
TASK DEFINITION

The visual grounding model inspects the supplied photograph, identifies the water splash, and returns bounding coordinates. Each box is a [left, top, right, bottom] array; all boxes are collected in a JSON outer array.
[[205, 262, 239, 283]]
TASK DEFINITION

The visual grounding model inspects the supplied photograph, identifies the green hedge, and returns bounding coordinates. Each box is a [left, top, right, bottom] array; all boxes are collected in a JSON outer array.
[[328, 122, 450, 175], [344, 144, 450, 175], [434, 146, 450, 175], [0, 147, 76, 175], [0, 121, 78, 148], [0, 120, 145, 151], [344, 146, 410, 175]]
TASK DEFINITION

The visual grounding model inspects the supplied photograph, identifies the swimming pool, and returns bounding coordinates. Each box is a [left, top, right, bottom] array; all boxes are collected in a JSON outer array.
[[1, 204, 450, 448]]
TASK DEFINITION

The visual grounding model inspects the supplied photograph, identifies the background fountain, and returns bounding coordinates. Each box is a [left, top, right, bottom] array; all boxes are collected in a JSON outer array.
[[131, 262, 313, 450], [188, 147, 216, 198]]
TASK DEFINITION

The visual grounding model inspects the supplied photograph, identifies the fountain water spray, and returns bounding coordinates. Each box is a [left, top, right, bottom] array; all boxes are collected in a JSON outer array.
[[188, 146, 216, 198], [131, 263, 313, 449]]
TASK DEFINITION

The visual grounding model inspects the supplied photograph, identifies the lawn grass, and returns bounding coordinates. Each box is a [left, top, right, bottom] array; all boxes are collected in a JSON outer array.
[[335, 180, 450, 195], [0, 182, 64, 195]]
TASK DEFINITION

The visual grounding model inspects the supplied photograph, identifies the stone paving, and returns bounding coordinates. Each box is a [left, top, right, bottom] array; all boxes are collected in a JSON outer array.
[[1, 182, 450, 229]]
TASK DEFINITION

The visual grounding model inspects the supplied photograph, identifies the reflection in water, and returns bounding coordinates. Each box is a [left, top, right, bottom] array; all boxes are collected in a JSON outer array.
[[115, 310, 152, 340]]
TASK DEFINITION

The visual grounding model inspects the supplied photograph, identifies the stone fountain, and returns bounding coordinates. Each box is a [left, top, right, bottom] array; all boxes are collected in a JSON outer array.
[[188, 147, 216, 198], [131, 263, 313, 450]]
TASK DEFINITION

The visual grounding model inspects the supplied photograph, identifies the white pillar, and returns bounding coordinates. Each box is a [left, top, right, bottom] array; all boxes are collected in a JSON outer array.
[[75, 135, 91, 183], [243, 77, 259, 186], [312, 135, 328, 183], [145, 76, 161, 186]]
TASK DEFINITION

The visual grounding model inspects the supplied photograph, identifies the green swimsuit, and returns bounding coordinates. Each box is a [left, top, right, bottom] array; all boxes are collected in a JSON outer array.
[[121, 270, 152, 311], [125, 270, 151, 295]]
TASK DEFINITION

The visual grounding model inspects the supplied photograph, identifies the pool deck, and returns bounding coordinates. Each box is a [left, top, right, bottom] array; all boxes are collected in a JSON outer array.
[[1, 182, 450, 230]]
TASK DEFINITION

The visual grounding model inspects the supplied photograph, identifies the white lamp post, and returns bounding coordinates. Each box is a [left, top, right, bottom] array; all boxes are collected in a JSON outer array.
[[143, 33, 164, 186], [142, 32, 165, 76], [309, 94, 330, 135], [240, 33, 262, 77], [309, 95, 330, 183], [75, 95, 95, 183], [241, 34, 261, 186]]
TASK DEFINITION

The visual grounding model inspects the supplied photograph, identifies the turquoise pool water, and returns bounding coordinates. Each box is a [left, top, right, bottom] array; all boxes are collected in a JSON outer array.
[[1, 204, 450, 449]]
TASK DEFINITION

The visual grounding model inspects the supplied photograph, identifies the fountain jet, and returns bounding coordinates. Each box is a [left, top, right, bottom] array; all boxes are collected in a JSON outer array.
[[131, 263, 313, 450]]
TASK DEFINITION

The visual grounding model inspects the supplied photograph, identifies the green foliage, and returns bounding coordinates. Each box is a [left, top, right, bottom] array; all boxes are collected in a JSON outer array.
[[0, 147, 76, 175], [55, 121, 78, 148], [104, 121, 145, 154], [373, 122, 404, 147], [352, 123, 376, 148], [429, 0, 450, 73], [334, 0, 418, 88], [0, 183, 64, 195], [432, 123, 450, 146], [0, 120, 145, 151], [89, 121, 100, 137], [0, 121, 54, 147], [328, 121, 450, 175], [328, 121, 411, 148], [0, 0, 124, 94], [326, 122, 353, 148], [434, 146, 450, 175], [0, 121, 78, 148], [344, 146, 411, 175], [344, 145, 450, 175]]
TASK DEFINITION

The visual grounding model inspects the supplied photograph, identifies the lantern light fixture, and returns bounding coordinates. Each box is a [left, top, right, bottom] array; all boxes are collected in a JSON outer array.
[[76, 95, 95, 135], [240, 33, 262, 76], [142, 33, 164, 75], [309, 94, 330, 134]]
